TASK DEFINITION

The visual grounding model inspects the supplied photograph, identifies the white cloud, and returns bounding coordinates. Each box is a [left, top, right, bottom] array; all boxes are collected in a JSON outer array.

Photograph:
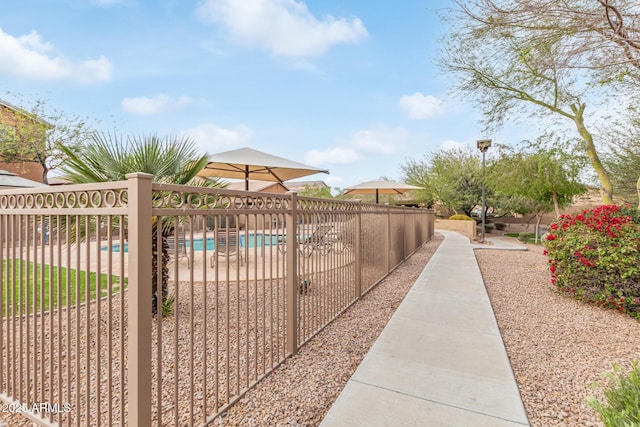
[[349, 126, 409, 155], [399, 92, 442, 119], [438, 139, 466, 151], [0, 27, 112, 83], [197, 0, 368, 57], [305, 126, 410, 166], [177, 95, 193, 106], [182, 123, 253, 154], [76, 55, 113, 82], [121, 94, 171, 115], [121, 94, 194, 116], [306, 147, 360, 165], [324, 175, 344, 187]]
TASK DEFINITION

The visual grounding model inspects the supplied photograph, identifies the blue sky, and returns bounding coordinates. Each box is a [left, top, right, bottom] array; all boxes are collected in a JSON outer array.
[[0, 0, 492, 189]]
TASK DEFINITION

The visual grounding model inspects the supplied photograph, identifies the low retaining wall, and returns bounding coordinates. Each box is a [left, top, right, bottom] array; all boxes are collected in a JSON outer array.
[[435, 219, 476, 240]]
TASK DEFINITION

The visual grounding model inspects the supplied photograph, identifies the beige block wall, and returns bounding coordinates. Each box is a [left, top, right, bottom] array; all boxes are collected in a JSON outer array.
[[0, 161, 45, 183], [435, 219, 477, 240]]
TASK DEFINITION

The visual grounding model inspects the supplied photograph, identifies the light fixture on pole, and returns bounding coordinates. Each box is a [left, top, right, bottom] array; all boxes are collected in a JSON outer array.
[[477, 139, 492, 243]]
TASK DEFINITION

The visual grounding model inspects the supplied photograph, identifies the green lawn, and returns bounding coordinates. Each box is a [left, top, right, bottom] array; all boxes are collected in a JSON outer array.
[[1, 260, 126, 316], [505, 232, 543, 244]]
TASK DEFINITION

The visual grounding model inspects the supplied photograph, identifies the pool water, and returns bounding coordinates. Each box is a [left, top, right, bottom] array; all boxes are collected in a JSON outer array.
[[103, 233, 281, 253]]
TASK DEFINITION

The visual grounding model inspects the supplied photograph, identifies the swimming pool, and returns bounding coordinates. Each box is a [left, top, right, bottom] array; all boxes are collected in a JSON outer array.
[[102, 233, 281, 253]]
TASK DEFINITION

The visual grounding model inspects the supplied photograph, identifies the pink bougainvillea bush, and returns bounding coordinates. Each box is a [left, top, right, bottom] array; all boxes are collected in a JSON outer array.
[[544, 205, 640, 319]]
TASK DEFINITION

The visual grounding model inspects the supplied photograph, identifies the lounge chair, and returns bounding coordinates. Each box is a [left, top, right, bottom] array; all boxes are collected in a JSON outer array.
[[303, 224, 333, 244], [278, 224, 335, 257], [167, 234, 190, 268], [210, 230, 245, 267], [302, 224, 335, 256]]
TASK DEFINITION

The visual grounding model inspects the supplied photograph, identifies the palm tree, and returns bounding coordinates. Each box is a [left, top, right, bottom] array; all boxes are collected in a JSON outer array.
[[59, 132, 223, 315]]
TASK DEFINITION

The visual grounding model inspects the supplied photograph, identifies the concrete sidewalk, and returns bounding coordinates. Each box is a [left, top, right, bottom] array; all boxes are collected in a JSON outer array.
[[320, 230, 530, 427]]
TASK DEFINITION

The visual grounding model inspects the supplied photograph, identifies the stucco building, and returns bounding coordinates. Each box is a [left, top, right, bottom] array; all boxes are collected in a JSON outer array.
[[0, 99, 47, 183]]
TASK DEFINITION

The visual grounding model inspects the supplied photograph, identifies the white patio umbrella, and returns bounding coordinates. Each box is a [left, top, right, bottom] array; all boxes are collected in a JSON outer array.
[[0, 169, 48, 189], [197, 147, 329, 190], [344, 180, 422, 204]]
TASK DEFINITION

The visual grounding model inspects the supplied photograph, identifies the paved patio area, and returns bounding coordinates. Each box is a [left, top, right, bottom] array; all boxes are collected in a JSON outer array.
[[16, 229, 351, 285]]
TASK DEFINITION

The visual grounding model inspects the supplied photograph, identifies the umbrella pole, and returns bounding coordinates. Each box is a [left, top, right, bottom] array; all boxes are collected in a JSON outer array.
[[376, 189, 379, 204], [245, 165, 249, 191]]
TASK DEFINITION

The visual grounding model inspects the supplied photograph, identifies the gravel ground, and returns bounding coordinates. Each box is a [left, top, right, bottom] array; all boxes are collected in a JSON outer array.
[[5, 232, 640, 427], [215, 234, 444, 427], [477, 242, 640, 427], [218, 236, 640, 427], [0, 236, 442, 427]]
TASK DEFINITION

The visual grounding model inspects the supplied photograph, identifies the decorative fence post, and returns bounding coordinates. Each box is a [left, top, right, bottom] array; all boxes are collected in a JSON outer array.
[[386, 204, 391, 274], [126, 172, 153, 427], [403, 207, 408, 259], [354, 201, 362, 299], [285, 191, 298, 355], [431, 209, 435, 239]]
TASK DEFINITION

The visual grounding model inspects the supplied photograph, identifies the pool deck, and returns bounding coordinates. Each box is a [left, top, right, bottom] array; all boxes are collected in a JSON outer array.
[[17, 230, 340, 283]]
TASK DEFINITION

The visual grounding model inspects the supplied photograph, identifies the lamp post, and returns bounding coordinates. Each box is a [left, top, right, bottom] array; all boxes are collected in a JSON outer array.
[[477, 139, 492, 243]]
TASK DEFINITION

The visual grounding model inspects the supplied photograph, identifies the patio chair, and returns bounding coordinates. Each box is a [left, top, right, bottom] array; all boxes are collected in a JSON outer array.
[[167, 234, 190, 269], [297, 224, 334, 256], [305, 224, 333, 243], [210, 230, 244, 267], [278, 224, 336, 256], [307, 224, 335, 254]]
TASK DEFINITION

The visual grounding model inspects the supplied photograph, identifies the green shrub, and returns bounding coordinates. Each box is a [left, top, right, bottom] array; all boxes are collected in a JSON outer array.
[[162, 294, 175, 317], [517, 232, 532, 242], [494, 222, 507, 230], [588, 361, 640, 426], [449, 214, 475, 221], [544, 205, 640, 319], [477, 224, 495, 233], [620, 204, 640, 223]]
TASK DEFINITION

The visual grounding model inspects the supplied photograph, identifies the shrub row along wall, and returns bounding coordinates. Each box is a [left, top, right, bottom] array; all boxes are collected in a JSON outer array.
[[0, 174, 434, 427]]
